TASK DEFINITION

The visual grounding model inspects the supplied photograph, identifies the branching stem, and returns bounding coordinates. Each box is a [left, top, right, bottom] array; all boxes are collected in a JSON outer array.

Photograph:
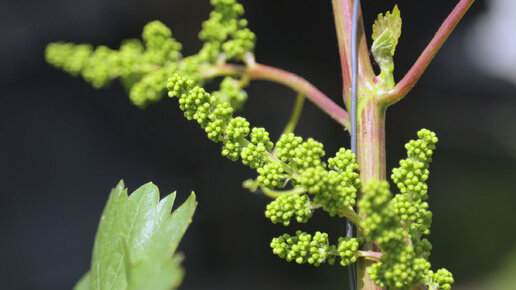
[[260, 186, 307, 199], [339, 207, 363, 231], [202, 63, 351, 130]]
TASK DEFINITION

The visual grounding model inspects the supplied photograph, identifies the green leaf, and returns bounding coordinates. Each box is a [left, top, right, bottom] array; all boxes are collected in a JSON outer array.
[[372, 5, 401, 57], [75, 180, 197, 290], [73, 272, 91, 290], [371, 5, 402, 90]]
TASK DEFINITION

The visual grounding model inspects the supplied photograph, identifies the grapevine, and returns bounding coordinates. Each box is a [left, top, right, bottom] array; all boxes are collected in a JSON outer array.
[[46, 0, 475, 288]]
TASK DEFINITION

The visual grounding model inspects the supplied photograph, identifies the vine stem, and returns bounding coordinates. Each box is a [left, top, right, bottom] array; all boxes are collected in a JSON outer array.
[[201, 63, 351, 130], [331, 0, 474, 289], [260, 186, 307, 199], [355, 99, 387, 290], [331, 0, 375, 108], [272, 92, 305, 155], [379, 0, 475, 105], [332, 0, 384, 289], [357, 251, 383, 262], [338, 208, 364, 231], [279, 92, 305, 137]]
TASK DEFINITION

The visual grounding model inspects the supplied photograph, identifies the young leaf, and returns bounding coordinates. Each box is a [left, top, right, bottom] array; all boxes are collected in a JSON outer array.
[[75, 180, 196, 290], [372, 5, 401, 57], [371, 5, 402, 90]]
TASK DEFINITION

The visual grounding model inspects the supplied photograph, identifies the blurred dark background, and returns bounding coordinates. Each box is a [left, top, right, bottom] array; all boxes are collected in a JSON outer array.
[[1, 0, 515, 289]]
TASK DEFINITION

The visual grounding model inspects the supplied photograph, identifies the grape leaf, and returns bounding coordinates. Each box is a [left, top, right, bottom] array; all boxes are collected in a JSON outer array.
[[74, 180, 196, 290], [372, 5, 401, 57], [371, 5, 402, 90], [73, 272, 91, 290]]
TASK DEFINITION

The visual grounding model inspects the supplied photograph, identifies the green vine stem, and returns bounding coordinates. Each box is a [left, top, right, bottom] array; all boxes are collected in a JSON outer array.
[[202, 63, 351, 129], [260, 186, 307, 199], [280, 92, 305, 137], [338, 208, 364, 231], [357, 251, 383, 262]]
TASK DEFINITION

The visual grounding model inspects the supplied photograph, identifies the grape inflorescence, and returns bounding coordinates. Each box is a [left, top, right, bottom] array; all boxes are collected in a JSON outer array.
[[358, 130, 453, 289], [167, 73, 360, 221], [270, 231, 360, 267], [46, 0, 254, 110], [167, 72, 364, 269]]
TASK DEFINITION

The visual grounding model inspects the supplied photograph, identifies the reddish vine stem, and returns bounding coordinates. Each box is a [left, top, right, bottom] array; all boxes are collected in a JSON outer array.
[[202, 63, 351, 129], [331, 0, 375, 107], [355, 99, 387, 290], [332, 1, 383, 289], [379, 0, 475, 105]]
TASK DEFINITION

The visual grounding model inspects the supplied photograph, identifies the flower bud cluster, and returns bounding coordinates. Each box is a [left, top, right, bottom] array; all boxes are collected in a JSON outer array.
[[167, 74, 360, 226], [199, 0, 256, 61], [212, 77, 248, 111], [265, 194, 312, 226], [425, 268, 454, 290], [46, 0, 256, 110], [391, 129, 437, 242], [359, 130, 453, 289], [46, 21, 183, 106], [271, 231, 336, 266], [270, 231, 360, 267], [391, 129, 437, 200], [360, 180, 432, 288], [337, 237, 359, 266]]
